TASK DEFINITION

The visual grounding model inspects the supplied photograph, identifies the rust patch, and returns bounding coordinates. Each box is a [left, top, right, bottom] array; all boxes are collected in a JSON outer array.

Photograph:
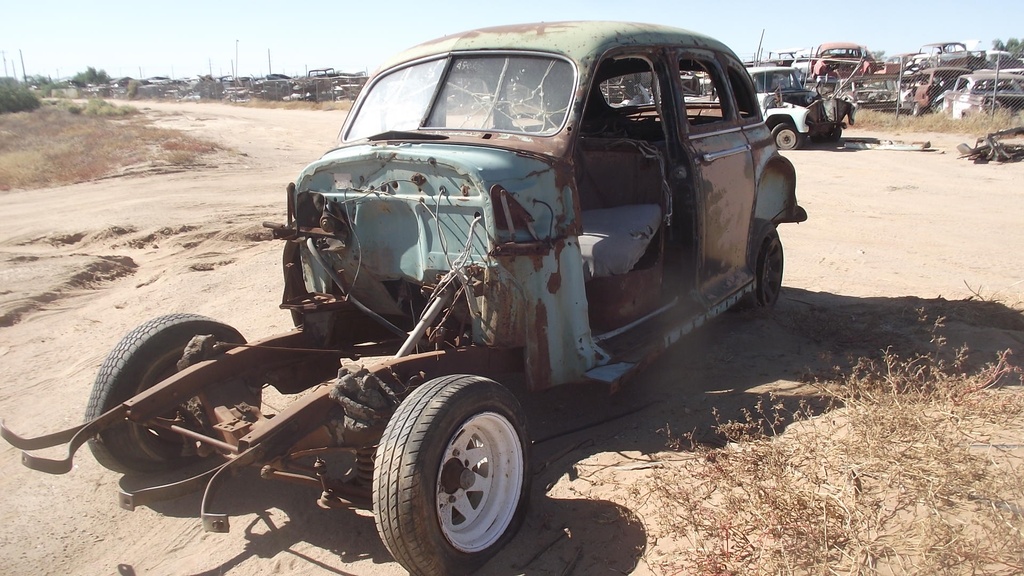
[[528, 300, 551, 391], [585, 264, 662, 332], [547, 270, 561, 294]]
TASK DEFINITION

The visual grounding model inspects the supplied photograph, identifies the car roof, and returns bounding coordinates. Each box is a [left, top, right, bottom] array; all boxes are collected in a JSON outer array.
[[909, 66, 972, 76], [817, 42, 865, 51], [376, 21, 736, 71], [960, 71, 1024, 80], [921, 42, 966, 49]]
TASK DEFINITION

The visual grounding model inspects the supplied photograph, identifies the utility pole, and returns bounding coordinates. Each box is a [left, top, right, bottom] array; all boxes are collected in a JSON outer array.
[[20, 49, 27, 83], [235, 39, 239, 86], [755, 29, 765, 65], [208, 58, 212, 78], [267, 48, 272, 75], [2, 50, 7, 78]]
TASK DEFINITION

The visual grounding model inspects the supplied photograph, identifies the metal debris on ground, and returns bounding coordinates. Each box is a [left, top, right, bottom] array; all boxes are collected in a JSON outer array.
[[957, 126, 1024, 163], [843, 138, 933, 151]]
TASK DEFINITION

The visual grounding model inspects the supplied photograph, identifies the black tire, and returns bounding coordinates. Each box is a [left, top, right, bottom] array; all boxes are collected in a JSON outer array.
[[771, 123, 801, 150], [85, 313, 245, 474], [826, 125, 843, 142], [374, 375, 530, 576], [751, 225, 784, 307]]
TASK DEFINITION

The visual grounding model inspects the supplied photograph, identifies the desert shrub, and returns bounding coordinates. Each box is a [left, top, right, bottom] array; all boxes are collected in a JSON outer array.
[[83, 99, 136, 117], [0, 83, 41, 114], [127, 80, 141, 100], [53, 99, 83, 114], [51, 98, 135, 117]]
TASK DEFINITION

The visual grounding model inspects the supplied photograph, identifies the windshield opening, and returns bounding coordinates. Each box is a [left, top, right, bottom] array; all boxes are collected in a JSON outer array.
[[345, 54, 574, 141], [754, 70, 800, 93]]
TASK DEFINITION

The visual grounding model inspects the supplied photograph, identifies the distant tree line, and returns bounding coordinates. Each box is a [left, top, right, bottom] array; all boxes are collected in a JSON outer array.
[[71, 66, 111, 86], [992, 38, 1023, 56]]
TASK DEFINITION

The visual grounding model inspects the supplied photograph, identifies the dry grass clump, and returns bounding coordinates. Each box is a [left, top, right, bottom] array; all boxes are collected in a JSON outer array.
[[53, 98, 137, 117], [854, 108, 1024, 134], [0, 103, 221, 190], [643, 316, 1024, 575], [235, 99, 352, 112]]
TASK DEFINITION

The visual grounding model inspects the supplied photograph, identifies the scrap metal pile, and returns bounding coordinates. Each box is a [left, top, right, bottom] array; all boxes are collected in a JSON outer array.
[[957, 126, 1024, 162]]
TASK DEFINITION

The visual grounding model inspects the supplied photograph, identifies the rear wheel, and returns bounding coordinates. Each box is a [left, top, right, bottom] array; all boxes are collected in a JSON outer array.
[[85, 314, 245, 474], [825, 125, 843, 142], [751, 226, 784, 307], [374, 375, 530, 576]]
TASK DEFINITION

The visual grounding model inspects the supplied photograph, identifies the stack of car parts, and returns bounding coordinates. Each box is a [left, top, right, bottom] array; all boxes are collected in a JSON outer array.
[[957, 126, 1024, 163]]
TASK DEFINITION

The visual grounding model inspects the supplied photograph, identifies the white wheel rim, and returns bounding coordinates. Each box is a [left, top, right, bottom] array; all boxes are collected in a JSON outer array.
[[435, 411, 524, 553]]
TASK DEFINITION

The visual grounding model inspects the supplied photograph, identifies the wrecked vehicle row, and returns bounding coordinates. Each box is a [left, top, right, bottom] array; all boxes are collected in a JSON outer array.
[[940, 71, 1024, 119], [751, 39, 1024, 117]]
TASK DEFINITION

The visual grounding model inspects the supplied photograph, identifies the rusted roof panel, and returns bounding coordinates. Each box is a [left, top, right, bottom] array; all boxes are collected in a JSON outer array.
[[377, 21, 734, 71]]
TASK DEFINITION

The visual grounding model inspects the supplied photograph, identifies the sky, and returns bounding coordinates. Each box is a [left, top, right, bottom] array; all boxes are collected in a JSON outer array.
[[2, 0, 1021, 80]]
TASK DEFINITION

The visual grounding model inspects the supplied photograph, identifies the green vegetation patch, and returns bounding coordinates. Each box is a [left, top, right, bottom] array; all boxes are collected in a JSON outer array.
[[53, 98, 138, 117], [0, 81, 42, 114]]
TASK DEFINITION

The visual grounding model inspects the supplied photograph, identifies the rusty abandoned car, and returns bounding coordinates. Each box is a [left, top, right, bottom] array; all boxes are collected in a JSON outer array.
[[1, 22, 805, 575]]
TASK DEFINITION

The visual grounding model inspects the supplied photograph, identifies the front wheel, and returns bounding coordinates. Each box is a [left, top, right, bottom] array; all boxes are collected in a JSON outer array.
[[374, 375, 530, 576], [771, 123, 802, 150], [85, 314, 245, 474]]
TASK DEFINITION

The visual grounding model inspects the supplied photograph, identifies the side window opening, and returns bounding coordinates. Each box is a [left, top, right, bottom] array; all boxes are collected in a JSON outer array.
[[580, 58, 664, 142], [678, 58, 733, 126], [727, 66, 759, 120]]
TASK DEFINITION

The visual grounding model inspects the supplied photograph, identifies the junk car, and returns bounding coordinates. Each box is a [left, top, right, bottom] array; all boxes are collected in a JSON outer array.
[[911, 42, 987, 72], [841, 76, 901, 112], [941, 71, 1024, 119], [809, 42, 877, 81], [748, 65, 853, 149], [902, 66, 971, 116], [1, 21, 805, 576]]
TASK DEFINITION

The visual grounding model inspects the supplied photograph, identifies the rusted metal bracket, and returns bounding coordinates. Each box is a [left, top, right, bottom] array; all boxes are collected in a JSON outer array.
[[1, 405, 128, 474], [119, 464, 221, 511], [201, 445, 262, 533]]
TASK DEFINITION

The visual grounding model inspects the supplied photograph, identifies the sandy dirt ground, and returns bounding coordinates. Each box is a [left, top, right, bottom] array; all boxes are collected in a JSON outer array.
[[0, 101, 1022, 576]]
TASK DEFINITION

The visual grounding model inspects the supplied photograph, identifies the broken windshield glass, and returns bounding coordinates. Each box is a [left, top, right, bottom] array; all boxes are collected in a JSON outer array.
[[346, 54, 574, 141]]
